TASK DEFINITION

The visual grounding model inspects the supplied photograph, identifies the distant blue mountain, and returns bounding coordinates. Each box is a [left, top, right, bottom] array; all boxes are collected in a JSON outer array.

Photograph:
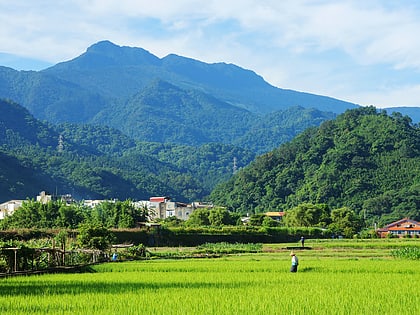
[[7, 40, 420, 152], [42, 40, 359, 114], [384, 107, 420, 123]]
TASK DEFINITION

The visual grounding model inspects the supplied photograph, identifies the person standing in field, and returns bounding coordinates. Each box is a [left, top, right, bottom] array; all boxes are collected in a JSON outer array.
[[290, 252, 298, 272], [300, 236, 305, 248]]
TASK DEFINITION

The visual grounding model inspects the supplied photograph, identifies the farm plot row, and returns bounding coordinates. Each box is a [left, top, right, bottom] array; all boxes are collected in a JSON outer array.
[[1, 252, 419, 314]]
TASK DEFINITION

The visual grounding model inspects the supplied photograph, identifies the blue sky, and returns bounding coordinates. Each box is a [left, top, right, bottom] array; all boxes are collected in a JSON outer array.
[[1, 0, 420, 108]]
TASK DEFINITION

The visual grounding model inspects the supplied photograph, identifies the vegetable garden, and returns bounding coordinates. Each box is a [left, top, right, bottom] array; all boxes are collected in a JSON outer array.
[[1, 239, 419, 315]]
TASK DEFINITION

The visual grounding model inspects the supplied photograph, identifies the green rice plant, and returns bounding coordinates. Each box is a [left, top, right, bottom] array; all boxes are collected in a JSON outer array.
[[196, 242, 263, 254], [1, 248, 419, 315]]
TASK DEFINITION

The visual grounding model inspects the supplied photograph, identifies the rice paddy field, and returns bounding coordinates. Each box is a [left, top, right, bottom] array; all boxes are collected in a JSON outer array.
[[1, 239, 419, 315]]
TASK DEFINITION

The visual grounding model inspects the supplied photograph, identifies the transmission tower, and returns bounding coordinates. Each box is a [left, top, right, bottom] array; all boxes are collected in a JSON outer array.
[[57, 134, 64, 153], [233, 156, 238, 174]]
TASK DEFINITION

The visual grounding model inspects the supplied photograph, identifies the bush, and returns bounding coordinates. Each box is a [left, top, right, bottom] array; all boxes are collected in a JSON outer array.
[[117, 245, 148, 260], [77, 224, 115, 251]]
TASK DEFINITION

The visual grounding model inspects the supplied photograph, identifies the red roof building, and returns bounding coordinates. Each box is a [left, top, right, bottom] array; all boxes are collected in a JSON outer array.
[[149, 196, 170, 203], [376, 218, 420, 238]]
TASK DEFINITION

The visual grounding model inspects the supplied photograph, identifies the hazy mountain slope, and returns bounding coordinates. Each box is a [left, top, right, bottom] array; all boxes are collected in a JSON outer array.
[[92, 79, 256, 145], [0, 99, 179, 202], [0, 66, 108, 123], [43, 40, 359, 115], [0, 98, 57, 147], [234, 106, 336, 154], [0, 41, 352, 152], [0, 150, 65, 202], [0, 99, 256, 202], [42, 41, 163, 99]]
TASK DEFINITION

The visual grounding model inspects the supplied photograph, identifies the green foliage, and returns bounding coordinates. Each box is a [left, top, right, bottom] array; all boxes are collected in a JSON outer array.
[[211, 107, 420, 227], [159, 216, 185, 228], [0, 241, 36, 273], [185, 207, 240, 227], [1, 199, 157, 231], [0, 200, 85, 229], [157, 226, 329, 246], [261, 216, 280, 227], [196, 242, 263, 254], [88, 200, 144, 229], [249, 213, 268, 226], [0, 99, 258, 202], [185, 208, 211, 227], [329, 207, 363, 238], [391, 247, 420, 260], [77, 224, 114, 251], [284, 203, 330, 227], [116, 244, 148, 260]]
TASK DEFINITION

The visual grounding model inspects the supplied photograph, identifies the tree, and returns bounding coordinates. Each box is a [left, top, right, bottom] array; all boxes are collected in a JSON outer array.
[[77, 223, 114, 251], [262, 216, 279, 227], [0, 199, 40, 229], [284, 203, 330, 227], [137, 202, 155, 223], [248, 213, 267, 226], [185, 208, 210, 227], [329, 207, 363, 238], [208, 207, 239, 226]]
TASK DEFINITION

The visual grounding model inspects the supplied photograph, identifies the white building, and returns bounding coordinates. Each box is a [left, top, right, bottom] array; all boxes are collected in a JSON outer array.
[[0, 200, 23, 219]]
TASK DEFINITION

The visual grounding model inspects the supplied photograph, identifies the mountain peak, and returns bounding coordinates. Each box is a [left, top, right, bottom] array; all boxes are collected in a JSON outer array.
[[48, 40, 161, 70], [84, 40, 160, 66], [86, 40, 121, 54]]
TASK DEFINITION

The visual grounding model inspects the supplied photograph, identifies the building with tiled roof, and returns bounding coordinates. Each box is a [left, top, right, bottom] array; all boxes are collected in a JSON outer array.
[[376, 218, 420, 238]]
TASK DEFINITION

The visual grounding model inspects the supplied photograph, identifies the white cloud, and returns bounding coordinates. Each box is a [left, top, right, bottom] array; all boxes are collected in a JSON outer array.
[[0, 0, 419, 107], [348, 83, 420, 108]]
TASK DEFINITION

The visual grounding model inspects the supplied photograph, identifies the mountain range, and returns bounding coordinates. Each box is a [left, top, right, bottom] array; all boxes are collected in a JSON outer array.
[[1, 41, 419, 149], [1, 40, 419, 207], [0, 98, 257, 203], [0, 41, 359, 148]]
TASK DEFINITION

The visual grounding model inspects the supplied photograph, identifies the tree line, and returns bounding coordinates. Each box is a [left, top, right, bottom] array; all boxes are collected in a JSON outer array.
[[0, 199, 363, 238], [0, 199, 150, 230]]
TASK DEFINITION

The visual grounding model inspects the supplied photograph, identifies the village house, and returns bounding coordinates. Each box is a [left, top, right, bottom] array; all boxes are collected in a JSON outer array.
[[145, 197, 211, 221], [0, 200, 24, 219], [265, 211, 285, 221], [0, 192, 207, 222], [0, 191, 60, 219], [376, 218, 420, 238]]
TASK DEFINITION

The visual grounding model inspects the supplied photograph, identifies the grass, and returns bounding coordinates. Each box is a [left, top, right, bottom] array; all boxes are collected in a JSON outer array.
[[0, 239, 419, 314]]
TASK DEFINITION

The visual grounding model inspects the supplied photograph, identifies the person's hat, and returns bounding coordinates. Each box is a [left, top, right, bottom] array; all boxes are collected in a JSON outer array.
[[290, 252, 295, 256]]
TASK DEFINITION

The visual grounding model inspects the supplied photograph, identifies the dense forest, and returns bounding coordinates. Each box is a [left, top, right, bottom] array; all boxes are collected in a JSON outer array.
[[210, 107, 420, 226], [0, 99, 255, 202], [1, 102, 420, 227]]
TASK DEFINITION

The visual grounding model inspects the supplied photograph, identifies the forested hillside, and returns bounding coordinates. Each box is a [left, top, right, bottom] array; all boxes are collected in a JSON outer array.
[[210, 107, 420, 225], [0, 99, 255, 202]]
